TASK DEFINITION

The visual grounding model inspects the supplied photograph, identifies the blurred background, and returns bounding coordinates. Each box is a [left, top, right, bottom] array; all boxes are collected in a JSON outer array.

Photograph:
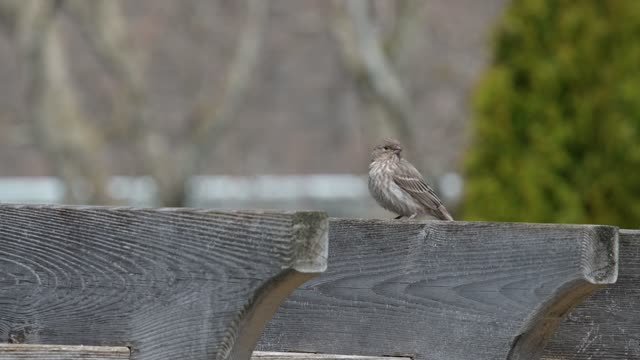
[[0, 0, 638, 227]]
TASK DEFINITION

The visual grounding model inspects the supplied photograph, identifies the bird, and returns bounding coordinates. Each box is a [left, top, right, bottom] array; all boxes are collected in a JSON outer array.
[[368, 138, 453, 221]]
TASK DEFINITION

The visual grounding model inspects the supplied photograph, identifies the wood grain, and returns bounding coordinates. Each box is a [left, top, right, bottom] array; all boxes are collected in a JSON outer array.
[[0, 344, 129, 359], [252, 351, 409, 360], [257, 219, 618, 360], [0, 205, 328, 360], [543, 229, 639, 359]]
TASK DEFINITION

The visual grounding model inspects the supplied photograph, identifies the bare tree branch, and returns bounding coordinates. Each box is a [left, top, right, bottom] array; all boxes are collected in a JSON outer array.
[[384, 0, 423, 62], [331, 0, 415, 149], [131, 0, 270, 206], [65, 0, 268, 207], [188, 0, 269, 170], [2, 0, 268, 207], [64, 0, 145, 137]]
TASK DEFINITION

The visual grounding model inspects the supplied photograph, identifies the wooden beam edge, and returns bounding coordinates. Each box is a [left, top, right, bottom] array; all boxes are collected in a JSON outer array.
[[0, 344, 130, 358], [291, 211, 329, 273], [580, 226, 619, 285], [252, 351, 411, 360], [620, 229, 640, 237], [0, 203, 323, 217]]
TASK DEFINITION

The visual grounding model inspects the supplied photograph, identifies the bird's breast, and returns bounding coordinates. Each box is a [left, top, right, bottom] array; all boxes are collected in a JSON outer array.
[[369, 159, 421, 215]]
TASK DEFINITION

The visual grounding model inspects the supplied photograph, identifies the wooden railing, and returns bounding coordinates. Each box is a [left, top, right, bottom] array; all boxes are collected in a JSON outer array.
[[257, 219, 619, 360], [0, 205, 327, 360], [0, 205, 635, 359]]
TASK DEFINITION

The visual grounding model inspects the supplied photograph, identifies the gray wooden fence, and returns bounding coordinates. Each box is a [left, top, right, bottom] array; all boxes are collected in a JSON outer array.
[[257, 219, 619, 360], [0, 204, 636, 359], [0, 205, 327, 360]]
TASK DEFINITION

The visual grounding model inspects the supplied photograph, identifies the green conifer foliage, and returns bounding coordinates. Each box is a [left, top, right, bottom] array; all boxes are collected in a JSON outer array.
[[463, 0, 640, 227]]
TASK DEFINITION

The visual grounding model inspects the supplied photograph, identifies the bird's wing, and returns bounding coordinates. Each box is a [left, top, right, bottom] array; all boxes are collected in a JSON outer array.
[[393, 160, 453, 220]]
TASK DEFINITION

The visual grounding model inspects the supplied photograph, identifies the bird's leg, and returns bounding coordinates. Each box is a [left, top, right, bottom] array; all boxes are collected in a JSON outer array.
[[408, 214, 417, 219], [394, 215, 404, 220]]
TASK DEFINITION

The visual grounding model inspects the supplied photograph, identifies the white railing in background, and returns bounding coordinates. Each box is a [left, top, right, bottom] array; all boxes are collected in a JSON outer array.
[[0, 174, 463, 207]]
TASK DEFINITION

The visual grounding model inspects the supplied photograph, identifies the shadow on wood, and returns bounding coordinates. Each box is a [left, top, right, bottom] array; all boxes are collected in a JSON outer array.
[[0, 205, 328, 360], [257, 219, 618, 360], [543, 229, 639, 359]]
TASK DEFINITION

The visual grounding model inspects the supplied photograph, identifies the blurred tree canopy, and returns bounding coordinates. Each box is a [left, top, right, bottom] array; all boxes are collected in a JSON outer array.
[[463, 0, 640, 227]]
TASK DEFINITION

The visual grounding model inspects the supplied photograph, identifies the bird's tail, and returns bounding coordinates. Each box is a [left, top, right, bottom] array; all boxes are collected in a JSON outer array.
[[438, 205, 454, 221]]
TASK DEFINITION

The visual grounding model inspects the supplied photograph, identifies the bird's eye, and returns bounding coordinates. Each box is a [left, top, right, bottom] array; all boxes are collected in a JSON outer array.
[[383, 146, 389, 150]]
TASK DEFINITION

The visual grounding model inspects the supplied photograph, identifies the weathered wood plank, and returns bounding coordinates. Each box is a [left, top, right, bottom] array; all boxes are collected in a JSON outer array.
[[543, 229, 639, 359], [251, 351, 408, 360], [258, 219, 618, 360], [0, 205, 328, 360], [0, 344, 129, 359]]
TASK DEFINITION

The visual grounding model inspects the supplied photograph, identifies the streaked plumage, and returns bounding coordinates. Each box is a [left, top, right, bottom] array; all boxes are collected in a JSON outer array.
[[368, 138, 453, 221]]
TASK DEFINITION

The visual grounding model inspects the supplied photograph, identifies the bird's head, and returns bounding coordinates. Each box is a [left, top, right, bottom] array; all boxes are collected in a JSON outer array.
[[371, 137, 402, 160]]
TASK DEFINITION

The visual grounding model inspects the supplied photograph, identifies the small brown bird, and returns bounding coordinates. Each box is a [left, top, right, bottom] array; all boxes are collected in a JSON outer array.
[[368, 138, 453, 220]]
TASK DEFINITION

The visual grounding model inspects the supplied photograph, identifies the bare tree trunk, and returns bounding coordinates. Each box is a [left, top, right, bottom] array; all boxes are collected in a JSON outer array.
[[5, 0, 113, 204], [63, 0, 174, 204]]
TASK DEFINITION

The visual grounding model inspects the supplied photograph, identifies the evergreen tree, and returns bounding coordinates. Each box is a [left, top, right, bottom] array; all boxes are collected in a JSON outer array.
[[463, 0, 640, 227]]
